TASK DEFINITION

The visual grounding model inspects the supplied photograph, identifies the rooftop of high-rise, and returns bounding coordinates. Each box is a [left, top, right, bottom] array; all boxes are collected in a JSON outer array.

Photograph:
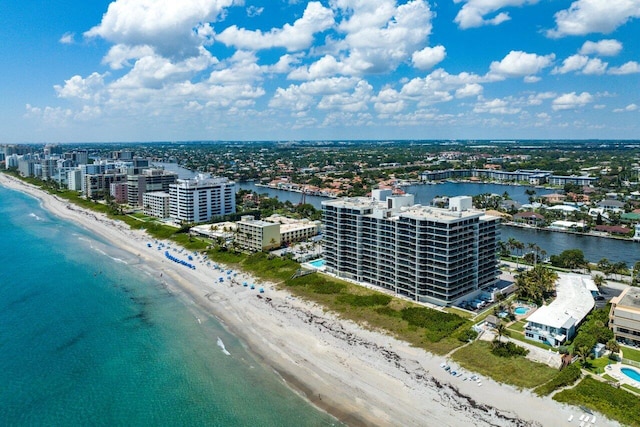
[[322, 194, 496, 223]]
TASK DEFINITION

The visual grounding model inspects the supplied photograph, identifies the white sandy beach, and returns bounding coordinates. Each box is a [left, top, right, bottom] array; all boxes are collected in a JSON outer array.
[[0, 173, 619, 427]]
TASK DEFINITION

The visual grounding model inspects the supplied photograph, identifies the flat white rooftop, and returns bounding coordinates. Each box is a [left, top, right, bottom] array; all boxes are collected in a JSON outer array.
[[322, 196, 487, 222], [527, 273, 595, 330]]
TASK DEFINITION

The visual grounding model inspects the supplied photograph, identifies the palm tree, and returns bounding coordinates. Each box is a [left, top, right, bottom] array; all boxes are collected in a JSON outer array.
[[527, 242, 542, 266], [494, 323, 509, 344], [593, 274, 606, 288], [575, 345, 591, 365], [633, 261, 640, 286], [597, 258, 612, 277], [605, 339, 620, 355], [613, 261, 629, 281]]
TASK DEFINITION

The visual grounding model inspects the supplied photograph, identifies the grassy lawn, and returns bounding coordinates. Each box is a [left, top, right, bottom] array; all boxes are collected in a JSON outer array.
[[444, 306, 474, 319], [583, 357, 612, 375], [622, 346, 640, 363], [507, 331, 553, 351], [507, 320, 526, 333], [554, 376, 640, 427], [128, 213, 152, 221], [451, 341, 558, 389], [622, 384, 640, 394]]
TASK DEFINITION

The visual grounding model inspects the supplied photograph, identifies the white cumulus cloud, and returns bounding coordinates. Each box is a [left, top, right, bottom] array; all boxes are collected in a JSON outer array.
[[217, 2, 334, 52], [246, 6, 264, 17], [608, 61, 640, 74], [54, 73, 106, 100], [412, 45, 446, 70], [453, 0, 537, 29], [59, 32, 75, 44], [547, 0, 640, 38], [552, 54, 589, 74], [613, 103, 638, 112], [84, 0, 236, 58], [552, 92, 593, 110], [488, 51, 555, 80], [325, 0, 434, 75], [579, 39, 623, 56], [455, 83, 483, 98], [473, 97, 521, 114], [582, 58, 608, 75]]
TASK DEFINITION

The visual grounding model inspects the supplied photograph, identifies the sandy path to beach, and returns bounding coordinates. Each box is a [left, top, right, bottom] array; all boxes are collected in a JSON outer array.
[[0, 173, 618, 427]]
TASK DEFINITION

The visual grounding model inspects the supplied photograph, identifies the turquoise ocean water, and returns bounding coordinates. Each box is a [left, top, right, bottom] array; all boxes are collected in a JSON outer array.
[[0, 184, 337, 426]]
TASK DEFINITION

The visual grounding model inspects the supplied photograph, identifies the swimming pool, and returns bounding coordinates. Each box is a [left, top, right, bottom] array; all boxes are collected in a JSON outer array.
[[309, 259, 325, 268], [621, 367, 640, 382], [514, 306, 530, 315]]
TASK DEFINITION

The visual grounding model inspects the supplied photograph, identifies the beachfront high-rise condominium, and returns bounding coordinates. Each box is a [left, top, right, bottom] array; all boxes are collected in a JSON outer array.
[[143, 191, 171, 219], [321, 192, 500, 306], [169, 174, 236, 223], [127, 168, 178, 206]]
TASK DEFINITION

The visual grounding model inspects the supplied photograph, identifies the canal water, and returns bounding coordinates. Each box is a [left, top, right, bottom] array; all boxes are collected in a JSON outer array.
[[154, 164, 639, 266], [238, 181, 639, 265]]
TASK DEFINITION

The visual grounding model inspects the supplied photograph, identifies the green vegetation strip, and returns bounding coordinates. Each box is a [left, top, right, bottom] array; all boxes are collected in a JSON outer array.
[[553, 377, 640, 427], [507, 331, 553, 351], [205, 247, 471, 355], [281, 273, 470, 355], [533, 363, 581, 396], [452, 341, 557, 389], [582, 357, 611, 375], [507, 320, 526, 333], [621, 384, 640, 395], [622, 346, 640, 363]]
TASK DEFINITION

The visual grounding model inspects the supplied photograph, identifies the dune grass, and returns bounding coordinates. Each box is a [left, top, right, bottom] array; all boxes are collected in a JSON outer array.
[[554, 376, 640, 427], [452, 341, 557, 388]]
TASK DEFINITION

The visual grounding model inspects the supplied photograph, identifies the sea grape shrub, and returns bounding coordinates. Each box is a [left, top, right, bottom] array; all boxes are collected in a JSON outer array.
[[491, 341, 529, 358]]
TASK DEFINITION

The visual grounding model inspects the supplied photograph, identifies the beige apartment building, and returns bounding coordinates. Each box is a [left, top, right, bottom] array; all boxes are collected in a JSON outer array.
[[610, 287, 640, 347], [235, 215, 281, 251]]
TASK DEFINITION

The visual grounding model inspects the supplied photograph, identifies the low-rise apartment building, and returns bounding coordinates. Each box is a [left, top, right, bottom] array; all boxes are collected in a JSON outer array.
[[235, 215, 281, 251], [609, 287, 640, 347], [524, 274, 595, 347]]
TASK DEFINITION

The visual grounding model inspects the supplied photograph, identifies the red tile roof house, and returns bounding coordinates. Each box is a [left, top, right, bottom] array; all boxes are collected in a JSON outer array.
[[594, 225, 632, 236], [513, 211, 545, 226]]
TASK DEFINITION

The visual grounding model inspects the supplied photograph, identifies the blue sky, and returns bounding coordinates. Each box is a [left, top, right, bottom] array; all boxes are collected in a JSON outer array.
[[1, 0, 639, 143]]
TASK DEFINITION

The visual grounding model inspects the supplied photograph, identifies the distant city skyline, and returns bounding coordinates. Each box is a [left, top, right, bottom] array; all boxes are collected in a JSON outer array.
[[1, 0, 639, 143]]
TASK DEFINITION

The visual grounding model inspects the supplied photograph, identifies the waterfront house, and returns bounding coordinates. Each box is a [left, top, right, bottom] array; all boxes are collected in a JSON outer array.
[[621, 212, 640, 224], [597, 199, 625, 213], [513, 211, 545, 226], [500, 200, 522, 211], [540, 193, 566, 205], [594, 225, 631, 236], [524, 274, 595, 347]]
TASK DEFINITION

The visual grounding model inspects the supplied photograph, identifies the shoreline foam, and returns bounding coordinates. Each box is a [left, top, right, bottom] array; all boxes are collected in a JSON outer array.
[[0, 173, 616, 427]]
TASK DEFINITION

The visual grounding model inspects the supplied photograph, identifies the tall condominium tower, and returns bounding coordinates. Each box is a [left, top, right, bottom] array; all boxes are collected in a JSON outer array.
[[169, 174, 236, 223], [322, 192, 500, 306]]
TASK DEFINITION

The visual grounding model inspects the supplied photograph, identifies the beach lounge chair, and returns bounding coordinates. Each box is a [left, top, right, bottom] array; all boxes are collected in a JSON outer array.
[[568, 414, 573, 422]]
